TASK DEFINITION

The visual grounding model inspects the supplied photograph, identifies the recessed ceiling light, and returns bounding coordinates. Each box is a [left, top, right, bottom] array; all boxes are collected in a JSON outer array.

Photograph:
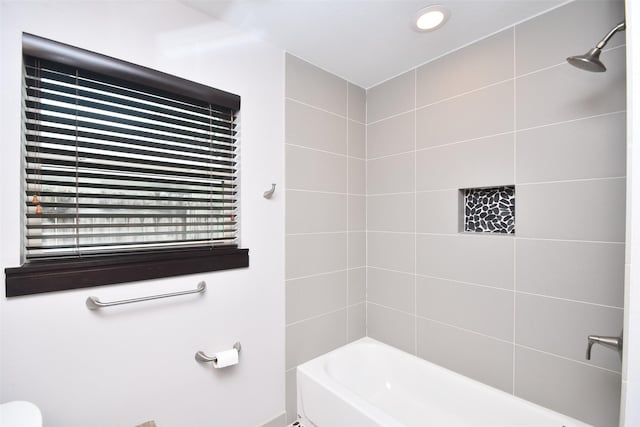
[[414, 5, 449, 32]]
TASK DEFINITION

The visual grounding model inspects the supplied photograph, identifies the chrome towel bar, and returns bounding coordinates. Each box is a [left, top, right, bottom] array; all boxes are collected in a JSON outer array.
[[86, 281, 206, 310]]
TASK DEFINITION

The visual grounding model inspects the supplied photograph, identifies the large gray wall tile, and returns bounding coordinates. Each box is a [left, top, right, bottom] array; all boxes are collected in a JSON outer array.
[[286, 190, 347, 234], [285, 99, 347, 155], [515, 293, 623, 371], [415, 134, 514, 191], [416, 276, 513, 341], [348, 195, 366, 231], [348, 120, 366, 159], [348, 231, 366, 268], [367, 267, 415, 313], [367, 193, 415, 232], [348, 83, 366, 123], [367, 112, 414, 159], [286, 145, 347, 192], [516, 239, 625, 307], [286, 233, 347, 279], [367, 303, 415, 353], [516, 47, 626, 130], [417, 318, 513, 393], [348, 157, 366, 195], [515, 347, 621, 427], [286, 309, 347, 369], [515, 0, 626, 76], [516, 112, 626, 183], [417, 28, 514, 107], [286, 271, 347, 324], [517, 178, 626, 242], [348, 303, 366, 341], [348, 268, 366, 304], [416, 234, 514, 289], [285, 54, 347, 116], [416, 81, 514, 149], [367, 153, 415, 195], [416, 190, 460, 234], [367, 71, 415, 123], [368, 232, 415, 273]]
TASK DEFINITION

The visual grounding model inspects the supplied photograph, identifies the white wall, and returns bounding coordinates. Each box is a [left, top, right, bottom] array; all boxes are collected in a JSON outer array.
[[622, 0, 640, 424], [0, 2, 285, 426]]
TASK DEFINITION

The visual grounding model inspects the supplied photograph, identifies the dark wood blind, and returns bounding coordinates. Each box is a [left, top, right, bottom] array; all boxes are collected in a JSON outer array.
[[23, 51, 240, 260]]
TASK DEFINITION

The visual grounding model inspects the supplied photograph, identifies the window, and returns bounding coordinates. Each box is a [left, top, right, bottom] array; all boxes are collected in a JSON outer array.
[[5, 33, 248, 297]]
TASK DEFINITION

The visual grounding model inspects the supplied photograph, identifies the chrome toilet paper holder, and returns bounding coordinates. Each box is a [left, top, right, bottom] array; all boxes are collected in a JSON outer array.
[[195, 342, 241, 363]]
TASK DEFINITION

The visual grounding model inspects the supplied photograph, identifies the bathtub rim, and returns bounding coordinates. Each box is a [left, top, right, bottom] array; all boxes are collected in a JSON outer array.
[[296, 337, 592, 427]]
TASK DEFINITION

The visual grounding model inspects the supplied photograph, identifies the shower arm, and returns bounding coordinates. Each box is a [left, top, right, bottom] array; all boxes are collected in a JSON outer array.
[[596, 21, 626, 50]]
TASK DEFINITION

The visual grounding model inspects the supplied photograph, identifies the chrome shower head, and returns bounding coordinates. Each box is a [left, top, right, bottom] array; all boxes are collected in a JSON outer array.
[[567, 47, 606, 72], [567, 21, 625, 72]]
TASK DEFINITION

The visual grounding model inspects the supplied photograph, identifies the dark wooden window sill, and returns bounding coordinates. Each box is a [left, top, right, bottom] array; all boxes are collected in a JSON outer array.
[[5, 246, 249, 297]]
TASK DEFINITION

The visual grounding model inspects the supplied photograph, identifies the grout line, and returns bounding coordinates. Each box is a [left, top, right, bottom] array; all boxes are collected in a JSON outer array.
[[367, 191, 415, 197], [515, 110, 626, 133], [367, 171, 626, 196], [514, 344, 622, 375], [364, 88, 369, 338], [414, 272, 514, 293], [516, 175, 626, 186], [285, 269, 363, 285], [348, 117, 366, 126], [367, 148, 416, 162], [283, 53, 289, 396], [413, 131, 516, 154], [515, 290, 623, 310], [513, 236, 625, 245], [415, 77, 514, 111], [285, 142, 364, 160], [512, 25, 518, 395], [285, 268, 351, 282], [366, 230, 624, 245], [367, 230, 415, 235], [346, 79, 350, 342], [286, 231, 350, 236], [285, 96, 366, 124], [366, 108, 415, 126], [285, 306, 348, 328], [286, 188, 363, 196], [413, 68, 418, 356]]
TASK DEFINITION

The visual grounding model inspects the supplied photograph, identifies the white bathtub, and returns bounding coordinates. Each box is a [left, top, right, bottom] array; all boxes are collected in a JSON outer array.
[[297, 337, 591, 427]]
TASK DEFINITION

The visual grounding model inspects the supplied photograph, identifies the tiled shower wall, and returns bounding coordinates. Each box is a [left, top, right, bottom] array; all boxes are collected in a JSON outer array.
[[284, 54, 367, 423], [365, 1, 626, 426]]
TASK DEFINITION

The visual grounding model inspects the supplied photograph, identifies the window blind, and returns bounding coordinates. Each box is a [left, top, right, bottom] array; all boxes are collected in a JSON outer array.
[[23, 55, 239, 260]]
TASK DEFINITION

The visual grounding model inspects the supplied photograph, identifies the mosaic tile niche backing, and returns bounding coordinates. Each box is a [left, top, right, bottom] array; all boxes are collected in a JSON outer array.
[[463, 186, 515, 234]]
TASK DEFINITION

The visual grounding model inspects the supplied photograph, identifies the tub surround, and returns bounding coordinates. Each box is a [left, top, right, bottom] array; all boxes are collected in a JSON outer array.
[[284, 53, 367, 424], [365, 1, 626, 426]]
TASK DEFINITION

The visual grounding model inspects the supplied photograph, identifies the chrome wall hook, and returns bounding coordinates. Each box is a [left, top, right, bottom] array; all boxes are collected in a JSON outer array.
[[263, 183, 276, 199]]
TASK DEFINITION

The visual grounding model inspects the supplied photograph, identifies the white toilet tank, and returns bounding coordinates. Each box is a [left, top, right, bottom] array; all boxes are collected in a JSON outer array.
[[0, 401, 43, 427]]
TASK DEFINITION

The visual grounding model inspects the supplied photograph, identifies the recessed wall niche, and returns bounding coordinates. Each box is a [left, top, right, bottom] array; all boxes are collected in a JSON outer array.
[[461, 186, 515, 234]]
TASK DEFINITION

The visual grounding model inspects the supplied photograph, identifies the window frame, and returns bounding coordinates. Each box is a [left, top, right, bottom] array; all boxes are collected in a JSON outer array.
[[5, 33, 248, 297]]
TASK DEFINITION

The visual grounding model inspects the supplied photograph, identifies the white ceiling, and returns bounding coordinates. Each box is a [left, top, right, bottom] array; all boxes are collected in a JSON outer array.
[[182, 0, 567, 88]]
